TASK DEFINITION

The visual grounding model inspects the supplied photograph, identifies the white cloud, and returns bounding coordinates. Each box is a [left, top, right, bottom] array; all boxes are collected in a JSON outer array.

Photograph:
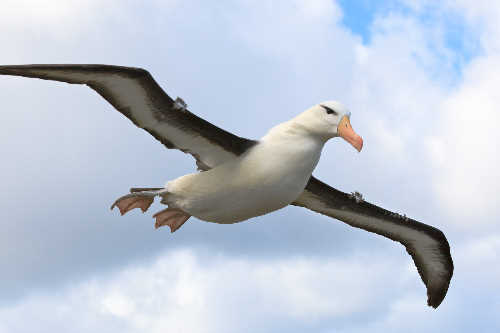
[[1, 0, 98, 23], [0, 0, 116, 37], [0, 249, 412, 333], [2, 0, 500, 331], [342, 233, 500, 333], [3, 242, 498, 333], [294, 0, 342, 22], [331, 1, 500, 231], [426, 51, 500, 228], [457, 234, 500, 286]]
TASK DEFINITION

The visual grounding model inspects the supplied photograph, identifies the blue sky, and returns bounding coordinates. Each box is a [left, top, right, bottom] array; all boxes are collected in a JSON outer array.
[[340, 0, 479, 77], [339, 0, 384, 41], [1, 0, 499, 332]]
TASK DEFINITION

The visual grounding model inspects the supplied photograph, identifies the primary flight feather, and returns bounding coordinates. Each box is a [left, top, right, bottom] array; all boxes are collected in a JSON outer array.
[[0, 64, 453, 308]]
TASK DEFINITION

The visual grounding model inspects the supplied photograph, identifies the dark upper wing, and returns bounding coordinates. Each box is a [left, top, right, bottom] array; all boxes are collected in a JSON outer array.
[[1, 64, 453, 307], [0, 64, 256, 170], [293, 176, 453, 308]]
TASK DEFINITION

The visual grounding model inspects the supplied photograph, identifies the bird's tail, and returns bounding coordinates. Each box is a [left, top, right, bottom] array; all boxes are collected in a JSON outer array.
[[129, 187, 164, 193]]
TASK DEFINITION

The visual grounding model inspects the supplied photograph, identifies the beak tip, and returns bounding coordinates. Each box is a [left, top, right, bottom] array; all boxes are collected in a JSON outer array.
[[356, 137, 363, 152]]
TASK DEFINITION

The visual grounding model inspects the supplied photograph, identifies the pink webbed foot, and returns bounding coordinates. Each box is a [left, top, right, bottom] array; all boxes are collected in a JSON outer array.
[[111, 193, 156, 215], [153, 208, 191, 233]]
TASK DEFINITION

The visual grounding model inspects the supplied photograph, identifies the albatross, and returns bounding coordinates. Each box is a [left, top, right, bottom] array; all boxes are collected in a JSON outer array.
[[0, 64, 453, 308]]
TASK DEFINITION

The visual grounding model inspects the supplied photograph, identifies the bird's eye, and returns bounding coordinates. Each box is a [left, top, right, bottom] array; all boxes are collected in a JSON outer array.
[[320, 105, 338, 115]]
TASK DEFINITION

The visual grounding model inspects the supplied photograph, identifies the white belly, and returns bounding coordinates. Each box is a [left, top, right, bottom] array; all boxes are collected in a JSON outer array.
[[165, 136, 323, 223]]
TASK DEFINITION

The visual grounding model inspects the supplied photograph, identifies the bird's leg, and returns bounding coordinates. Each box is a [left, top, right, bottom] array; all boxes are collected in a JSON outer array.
[[111, 189, 166, 215], [112, 188, 190, 232], [129, 187, 164, 193], [153, 208, 191, 233]]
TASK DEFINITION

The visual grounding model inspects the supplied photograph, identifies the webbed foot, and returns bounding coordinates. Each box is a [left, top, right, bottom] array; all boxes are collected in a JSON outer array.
[[111, 190, 162, 215], [153, 208, 191, 232]]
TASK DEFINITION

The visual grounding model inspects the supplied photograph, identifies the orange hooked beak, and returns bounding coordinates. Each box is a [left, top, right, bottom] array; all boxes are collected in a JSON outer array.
[[338, 115, 363, 152]]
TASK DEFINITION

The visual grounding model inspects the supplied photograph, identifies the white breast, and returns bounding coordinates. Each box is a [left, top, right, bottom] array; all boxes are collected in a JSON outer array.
[[165, 130, 324, 223]]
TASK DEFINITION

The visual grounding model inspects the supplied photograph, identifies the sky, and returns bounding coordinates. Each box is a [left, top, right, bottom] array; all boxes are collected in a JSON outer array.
[[1, 0, 499, 332]]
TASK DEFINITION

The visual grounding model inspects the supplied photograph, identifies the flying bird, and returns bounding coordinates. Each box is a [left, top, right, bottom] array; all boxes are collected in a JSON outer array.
[[0, 64, 453, 308]]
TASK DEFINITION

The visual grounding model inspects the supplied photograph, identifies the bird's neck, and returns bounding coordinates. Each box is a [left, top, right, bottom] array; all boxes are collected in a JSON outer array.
[[262, 120, 329, 145], [259, 121, 326, 175]]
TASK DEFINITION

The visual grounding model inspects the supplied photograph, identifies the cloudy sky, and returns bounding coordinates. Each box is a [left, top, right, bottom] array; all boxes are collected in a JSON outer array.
[[1, 0, 499, 331]]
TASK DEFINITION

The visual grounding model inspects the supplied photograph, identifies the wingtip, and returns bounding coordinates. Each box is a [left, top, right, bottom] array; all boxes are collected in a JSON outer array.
[[426, 285, 450, 309], [0, 65, 36, 73], [0, 66, 18, 75], [427, 297, 440, 309], [428, 298, 442, 309], [424, 269, 453, 309]]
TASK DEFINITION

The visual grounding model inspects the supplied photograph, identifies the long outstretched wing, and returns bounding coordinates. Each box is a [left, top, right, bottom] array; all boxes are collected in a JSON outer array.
[[293, 176, 454, 308], [1, 64, 453, 307], [0, 64, 256, 170]]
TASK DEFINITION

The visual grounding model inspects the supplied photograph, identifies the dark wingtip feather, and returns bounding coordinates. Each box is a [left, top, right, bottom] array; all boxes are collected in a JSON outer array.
[[427, 281, 450, 308], [421, 230, 453, 308], [426, 262, 453, 308]]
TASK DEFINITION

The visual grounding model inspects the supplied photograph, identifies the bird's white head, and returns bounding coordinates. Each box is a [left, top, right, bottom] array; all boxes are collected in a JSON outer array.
[[292, 101, 363, 152]]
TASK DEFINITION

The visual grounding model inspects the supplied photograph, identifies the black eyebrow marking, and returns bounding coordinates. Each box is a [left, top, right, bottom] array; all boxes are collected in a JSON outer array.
[[320, 104, 338, 115]]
